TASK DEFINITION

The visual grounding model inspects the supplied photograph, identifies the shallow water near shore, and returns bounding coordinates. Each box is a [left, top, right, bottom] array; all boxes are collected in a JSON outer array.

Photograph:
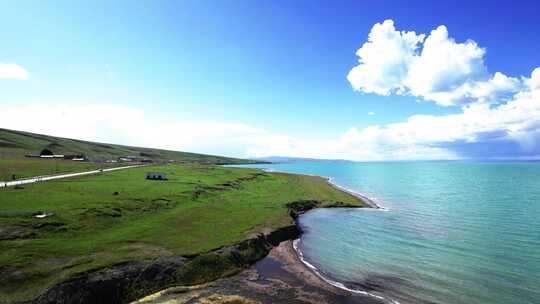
[[234, 161, 540, 304]]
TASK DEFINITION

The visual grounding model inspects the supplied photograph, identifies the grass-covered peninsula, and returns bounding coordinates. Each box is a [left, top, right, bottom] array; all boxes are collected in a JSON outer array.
[[0, 162, 366, 303]]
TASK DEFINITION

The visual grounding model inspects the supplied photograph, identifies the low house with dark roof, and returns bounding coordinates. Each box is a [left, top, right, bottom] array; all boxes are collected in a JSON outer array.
[[146, 172, 167, 180], [39, 148, 64, 158]]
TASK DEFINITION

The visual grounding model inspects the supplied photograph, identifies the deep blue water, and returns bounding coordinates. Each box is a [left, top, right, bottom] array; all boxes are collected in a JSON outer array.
[[234, 161, 540, 304]]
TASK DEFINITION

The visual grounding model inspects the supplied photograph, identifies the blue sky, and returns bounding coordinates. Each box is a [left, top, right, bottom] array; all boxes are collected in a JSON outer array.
[[1, 0, 540, 160]]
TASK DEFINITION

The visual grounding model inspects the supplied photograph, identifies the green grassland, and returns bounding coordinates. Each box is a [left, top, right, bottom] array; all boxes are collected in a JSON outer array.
[[0, 158, 122, 181], [0, 128, 256, 164], [0, 164, 366, 302]]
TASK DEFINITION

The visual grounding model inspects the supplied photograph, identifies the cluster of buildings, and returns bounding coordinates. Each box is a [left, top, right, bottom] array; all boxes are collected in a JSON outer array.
[[21, 148, 174, 183], [25, 149, 88, 161], [25, 149, 156, 164], [114, 156, 153, 163]]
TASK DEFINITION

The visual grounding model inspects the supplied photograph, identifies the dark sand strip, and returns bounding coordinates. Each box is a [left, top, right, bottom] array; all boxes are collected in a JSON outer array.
[[134, 241, 384, 304]]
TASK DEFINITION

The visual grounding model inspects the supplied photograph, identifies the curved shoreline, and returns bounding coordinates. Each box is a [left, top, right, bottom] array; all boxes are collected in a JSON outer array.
[[132, 168, 390, 304], [260, 167, 398, 303]]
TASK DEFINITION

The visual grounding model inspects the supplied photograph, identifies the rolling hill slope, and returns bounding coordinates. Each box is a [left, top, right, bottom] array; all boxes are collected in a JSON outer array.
[[0, 128, 256, 164]]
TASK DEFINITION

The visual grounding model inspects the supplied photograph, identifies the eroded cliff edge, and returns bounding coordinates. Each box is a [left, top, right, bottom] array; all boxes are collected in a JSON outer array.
[[31, 200, 362, 304]]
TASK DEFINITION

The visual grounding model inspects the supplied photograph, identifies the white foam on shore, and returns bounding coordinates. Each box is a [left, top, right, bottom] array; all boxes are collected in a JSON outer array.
[[259, 167, 388, 210], [293, 239, 400, 304], [326, 177, 388, 211]]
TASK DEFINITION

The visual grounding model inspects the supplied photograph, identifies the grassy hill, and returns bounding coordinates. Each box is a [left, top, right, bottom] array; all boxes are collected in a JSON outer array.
[[0, 128, 256, 164]]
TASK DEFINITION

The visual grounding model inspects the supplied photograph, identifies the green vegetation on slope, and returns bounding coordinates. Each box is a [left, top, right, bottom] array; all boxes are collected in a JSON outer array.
[[0, 158, 121, 181], [0, 128, 256, 164], [0, 164, 366, 302]]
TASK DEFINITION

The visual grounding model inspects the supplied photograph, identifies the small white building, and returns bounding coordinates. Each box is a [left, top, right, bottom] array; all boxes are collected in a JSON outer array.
[[40, 155, 65, 158]]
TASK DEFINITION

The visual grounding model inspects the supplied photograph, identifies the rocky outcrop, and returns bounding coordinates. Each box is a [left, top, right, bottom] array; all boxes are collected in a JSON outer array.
[[32, 257, 187, 304]]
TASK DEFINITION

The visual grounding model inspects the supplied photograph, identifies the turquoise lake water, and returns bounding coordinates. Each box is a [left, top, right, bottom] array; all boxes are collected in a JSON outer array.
[[236, 162, 540, 304]]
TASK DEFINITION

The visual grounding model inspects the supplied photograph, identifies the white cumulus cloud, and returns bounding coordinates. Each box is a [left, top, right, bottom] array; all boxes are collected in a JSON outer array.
[[348, 20, 526, 106], [347, 20, 424, 96], [345, 20, 540, 159], [0, 63, 29, 80]]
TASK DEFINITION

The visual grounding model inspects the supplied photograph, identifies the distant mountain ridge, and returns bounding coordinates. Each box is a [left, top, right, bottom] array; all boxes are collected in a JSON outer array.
[[256, 156, 353, 163], [0, 128, 257, 164]]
